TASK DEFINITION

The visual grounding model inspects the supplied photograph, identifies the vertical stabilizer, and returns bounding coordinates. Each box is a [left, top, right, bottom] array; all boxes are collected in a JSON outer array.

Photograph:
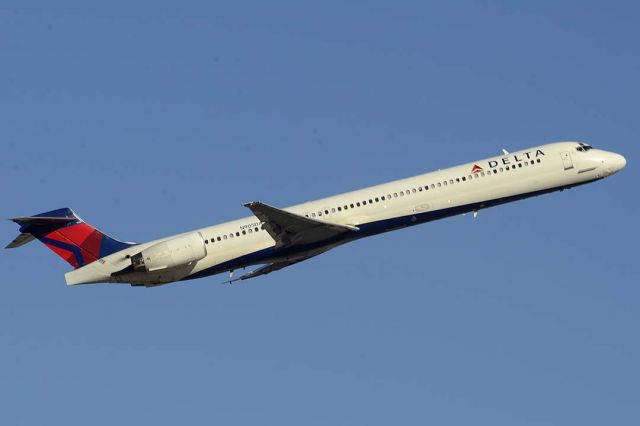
[[6, 208, 136, 268]]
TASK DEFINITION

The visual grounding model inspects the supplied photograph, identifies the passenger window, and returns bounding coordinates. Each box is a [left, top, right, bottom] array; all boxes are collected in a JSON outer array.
[[338, 207, 342, 211], [425, 186, 429, 191], [400, 191, 404, 196], [381, 196, 386, 201], [375, 197, 379, 202], [430, 184, 435, 189], [369, 199, 373, 203], [356, 202, 361, 207], [248, 228, 253, 234], [255, 227, 259, 232], [418, 187, 423, 192], [332, 208, 336, 213], [518, 163, 522, 168], [324, 210, 329, 215], [217, 236, 221, 241], [481, 172, 485, 176], [350, 203, 355, 208], [318, 211, 322, 216], [242, 230, 246, 235], [412, 189, 416, 193], [437, 182, 441, 187], [456, 178, 460, 183], [443, 181, 448, 186], [362, 201, 367, 205], [229, 233, 234, 239], [236, 232, 240, 237], [205, 240, 209, 244], [537, 159, 541, 163], [312, 212, 316, 217], [394, 193, 398, 198], [223, 235, 227, 240]]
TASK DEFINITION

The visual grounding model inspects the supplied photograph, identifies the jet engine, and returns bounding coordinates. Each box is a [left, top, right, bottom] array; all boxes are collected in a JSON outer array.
[[130, 232, 207, 272]]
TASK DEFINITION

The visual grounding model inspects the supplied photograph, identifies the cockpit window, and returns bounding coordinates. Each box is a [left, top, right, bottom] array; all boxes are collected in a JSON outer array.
[[576, 142, 593, 152]]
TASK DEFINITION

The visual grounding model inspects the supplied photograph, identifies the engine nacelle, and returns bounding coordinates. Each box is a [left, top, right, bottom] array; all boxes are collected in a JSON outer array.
[[130, 232, 207, 272]]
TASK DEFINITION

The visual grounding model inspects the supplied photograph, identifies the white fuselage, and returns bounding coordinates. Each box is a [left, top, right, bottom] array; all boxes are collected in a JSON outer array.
[[65, 142, 626, 286]]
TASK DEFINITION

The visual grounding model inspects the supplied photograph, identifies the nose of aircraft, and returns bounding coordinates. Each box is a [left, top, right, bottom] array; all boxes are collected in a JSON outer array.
[[611, 152, 627, 172], [596, 150, 627, 176]]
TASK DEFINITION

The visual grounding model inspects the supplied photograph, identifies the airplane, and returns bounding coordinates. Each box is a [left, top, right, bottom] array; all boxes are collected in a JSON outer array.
[[6, 141, 626, 288]]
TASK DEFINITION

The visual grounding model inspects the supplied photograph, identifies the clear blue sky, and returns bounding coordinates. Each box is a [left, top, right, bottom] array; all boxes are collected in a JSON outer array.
[[1, 1, 638, 424]]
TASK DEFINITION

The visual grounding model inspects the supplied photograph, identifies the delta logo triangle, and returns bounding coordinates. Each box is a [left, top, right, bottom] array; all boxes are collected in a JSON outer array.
[[471, 164, 483, 174]]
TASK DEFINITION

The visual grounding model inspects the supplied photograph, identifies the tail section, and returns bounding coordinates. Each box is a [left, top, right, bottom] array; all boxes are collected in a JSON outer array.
[[6, 208, 135, 268]]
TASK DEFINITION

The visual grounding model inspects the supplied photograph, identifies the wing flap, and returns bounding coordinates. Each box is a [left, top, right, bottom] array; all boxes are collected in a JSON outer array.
[[226, 261, 294, 284], [226, 255, 317, 284]]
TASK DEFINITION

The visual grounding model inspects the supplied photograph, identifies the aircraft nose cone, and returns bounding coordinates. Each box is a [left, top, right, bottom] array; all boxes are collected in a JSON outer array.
[[613, 153, 627, 172]]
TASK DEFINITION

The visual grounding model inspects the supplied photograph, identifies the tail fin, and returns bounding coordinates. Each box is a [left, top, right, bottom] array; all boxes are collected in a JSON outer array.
[[6, 208, 135, 268]]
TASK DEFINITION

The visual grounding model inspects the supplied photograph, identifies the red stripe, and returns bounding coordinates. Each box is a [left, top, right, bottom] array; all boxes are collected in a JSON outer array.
[[43, 243, 79, 268], [42, 223, 103, 267]]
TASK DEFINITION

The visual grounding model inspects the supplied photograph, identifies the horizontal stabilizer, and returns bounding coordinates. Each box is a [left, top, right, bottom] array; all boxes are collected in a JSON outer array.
[[6, 208, 80, 250], [5, 232, 36, 249], [11, 216, 78, 226]]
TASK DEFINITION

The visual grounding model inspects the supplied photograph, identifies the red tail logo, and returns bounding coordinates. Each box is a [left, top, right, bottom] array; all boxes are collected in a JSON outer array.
[[471, 164, 483, 173]]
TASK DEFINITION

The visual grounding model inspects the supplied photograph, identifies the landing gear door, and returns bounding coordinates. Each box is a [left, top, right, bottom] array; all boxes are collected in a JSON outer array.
[[561, 151, 574, 170]]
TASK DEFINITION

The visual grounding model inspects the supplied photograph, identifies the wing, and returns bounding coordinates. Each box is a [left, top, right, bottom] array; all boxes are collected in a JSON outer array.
[[243, 201, 358, 249]]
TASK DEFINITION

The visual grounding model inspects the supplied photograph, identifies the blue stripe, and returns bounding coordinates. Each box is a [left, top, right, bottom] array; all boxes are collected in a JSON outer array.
[[99, 236, 136, 258], [38, 236, 85, 267]]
